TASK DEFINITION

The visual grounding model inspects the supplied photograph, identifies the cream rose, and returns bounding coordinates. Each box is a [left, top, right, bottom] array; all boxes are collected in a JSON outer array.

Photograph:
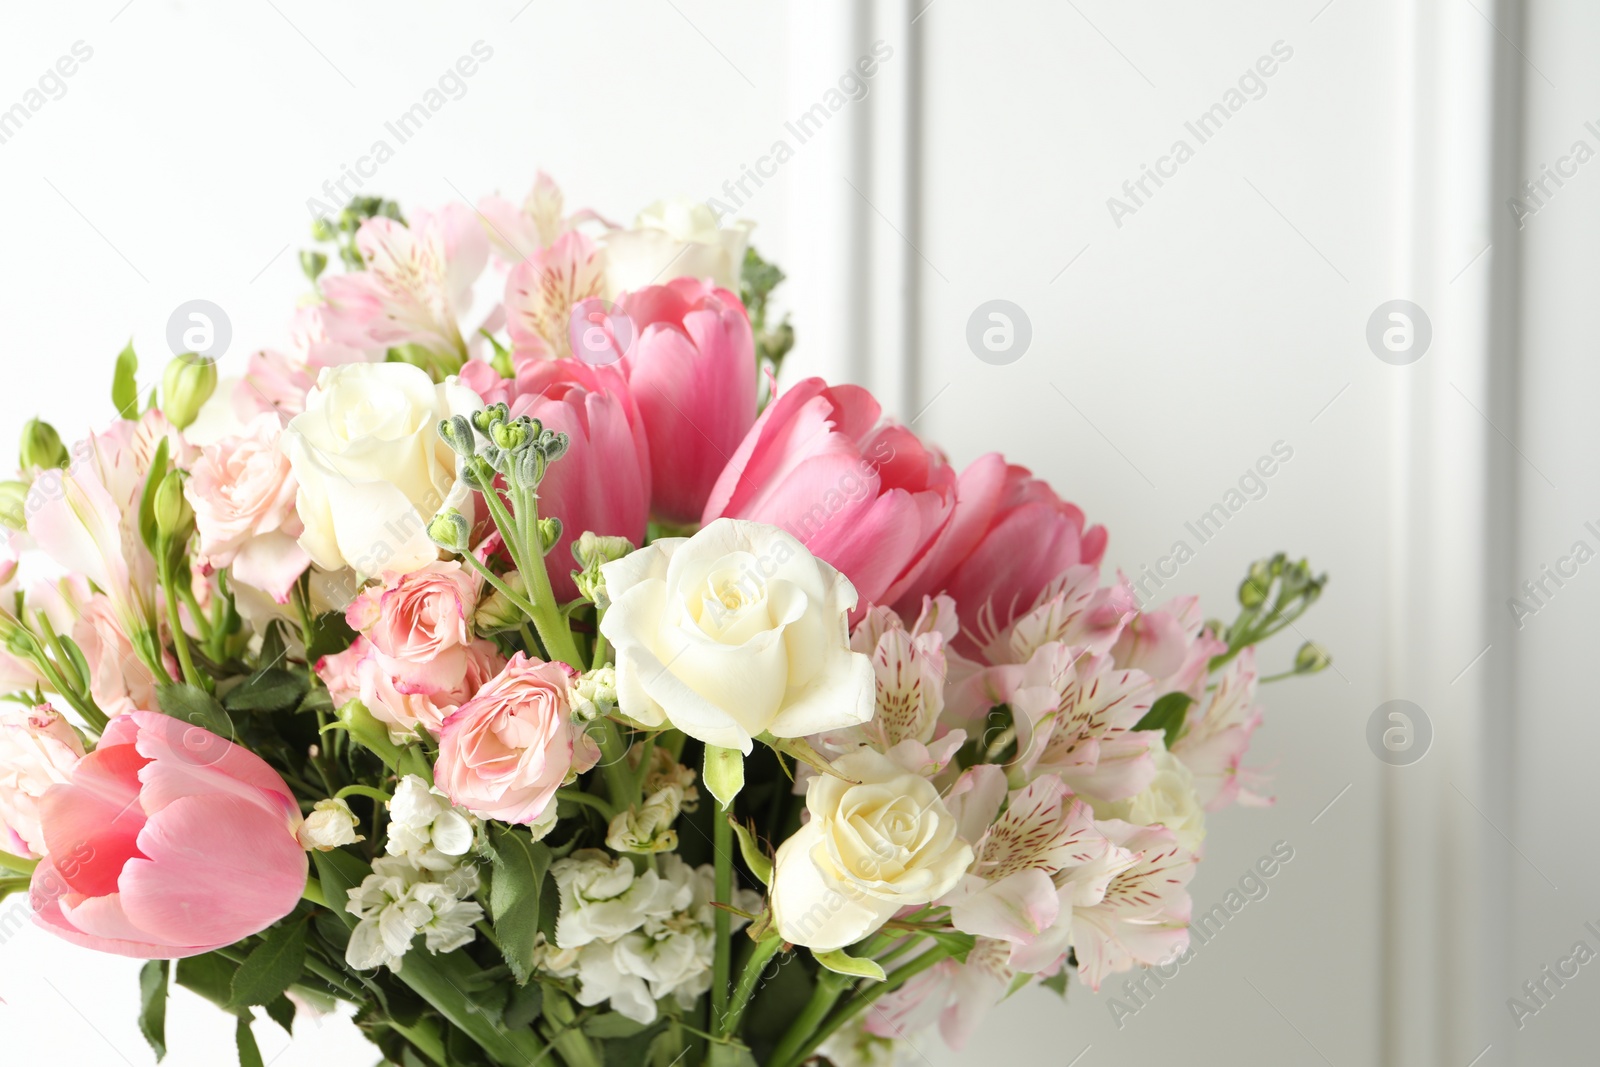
[[600, 198, 753, 298], [282, 362, 480, 577], [770, 748, 973, 951], [598, 518, 873, 754]]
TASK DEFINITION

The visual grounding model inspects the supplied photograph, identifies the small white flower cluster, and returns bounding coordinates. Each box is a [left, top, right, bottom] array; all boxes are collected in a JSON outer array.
[[345, 776, 485, 972], [544, 849, 760, 1024]]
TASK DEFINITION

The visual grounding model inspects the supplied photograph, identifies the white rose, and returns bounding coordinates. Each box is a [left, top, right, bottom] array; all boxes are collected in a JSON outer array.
[[599, 519, 874, 754], [601, 198, 753, 297], [1089, 742, 1207, 854], [282, 362, 480, 577], [771, 748, 973, 951]]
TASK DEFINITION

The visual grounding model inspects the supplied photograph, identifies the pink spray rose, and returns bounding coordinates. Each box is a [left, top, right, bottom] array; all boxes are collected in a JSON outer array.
[[30, 712, 307, 959], [617, 278, 757, 525], [319, 635, 506, 738], [185, 414, 311, 603], [506, 360, 651, 601], [434, 653, 599, 825], [0, 704, 85, 858], [344, 561, 481, 692], [702, 377, 957, 609], [895, 454, 1108, 651]]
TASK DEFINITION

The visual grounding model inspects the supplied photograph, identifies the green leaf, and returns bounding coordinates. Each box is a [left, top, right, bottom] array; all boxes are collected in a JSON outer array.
[[177, 952, 246, 1015], [310, 847, 372, 930], [138, 960, 169, 1061], [1039, 970, 1069, 998], [583, 1012, 650, 1039], [137, 435, 172, 553], [224, 667, 311, 714], [155, 682, 235, 738], [236, 1016, 265, 1067], [703, 744, 744, 807], [927, 930, 977, 964], [1133, 691, 1195, 750], [264, 993, 296, 1035], [727, 817, 772, 886], [306, 610, 359, 662], [503, 982, 543, 1030], [112, 340, 139, 419], [229, 919, 308, 1009], [485, 824, 552, 985], [813, 948, 885, 982]]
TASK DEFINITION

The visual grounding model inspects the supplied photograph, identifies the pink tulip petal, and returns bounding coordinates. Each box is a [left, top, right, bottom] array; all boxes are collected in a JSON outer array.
[[119, 793, 306, 947]]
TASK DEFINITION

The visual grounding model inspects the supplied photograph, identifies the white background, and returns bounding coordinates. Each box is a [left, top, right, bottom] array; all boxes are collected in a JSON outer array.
[[0, 2, 1591, 1065]]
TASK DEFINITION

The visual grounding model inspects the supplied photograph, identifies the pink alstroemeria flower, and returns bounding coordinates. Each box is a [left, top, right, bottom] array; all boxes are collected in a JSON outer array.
[[321, 203, 488, 363], [30, 712, 307, 959]]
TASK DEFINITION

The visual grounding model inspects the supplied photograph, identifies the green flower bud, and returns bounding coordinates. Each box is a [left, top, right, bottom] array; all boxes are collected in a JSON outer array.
[[1294, 641, 1332, 674], [153, 469, 193, 539], [161, 356, 218, 430], [310, 216, 337, 242], [427, 507, 472, 553], [1239, 574, 1268, 608], [572, 532, 636, 570], [568, 666, 617, 722], [472, 403, 510, 436], [18, 419, 68, 470], [490, 416, 532, 452], [299, 249, 328, 282], [437, 415, 477, 457], [0, 481, 27, 531], [537, 516, 563, 555], [473, 570, 528, 632]]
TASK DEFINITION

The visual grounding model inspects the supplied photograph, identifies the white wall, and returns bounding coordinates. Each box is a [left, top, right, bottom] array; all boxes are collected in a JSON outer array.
[[0, 2, 1590, 1065]]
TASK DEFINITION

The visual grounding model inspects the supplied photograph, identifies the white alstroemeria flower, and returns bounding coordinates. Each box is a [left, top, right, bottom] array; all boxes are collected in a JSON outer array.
[[601, 197, 752, 297], [1089, 740, 1207, 854], [386, 775, 476, 860], [550, 849, 687, 948], [297, 798, 365, 852]]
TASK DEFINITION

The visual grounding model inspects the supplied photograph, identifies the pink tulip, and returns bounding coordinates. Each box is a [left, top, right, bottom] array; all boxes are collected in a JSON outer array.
[[701, 377, 957, 609], [507, 360, 651, 601], [894, 454, 1107, 648], [619, 278, 757, 525], [29, 712, 307, 959]]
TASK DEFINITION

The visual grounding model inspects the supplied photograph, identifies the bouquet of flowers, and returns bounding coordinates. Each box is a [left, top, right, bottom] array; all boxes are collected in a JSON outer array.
[[0, 176, 1328, 1067]]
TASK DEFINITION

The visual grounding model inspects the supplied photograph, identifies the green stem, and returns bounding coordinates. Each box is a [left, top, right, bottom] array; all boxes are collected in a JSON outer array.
[[595, 718, 637, 813], [556, 788, 614, 816], [781, 946, 953, 1067], [0, 849, 39, 875], [711, 801, 734, 1027], [721, 935, 783, 1038], [767, 970, 848, 1067], [157, 550, 205, 691], [592, 628, 611, 670], [390, 1018, 449, 1067], [512, 487, 584, 670], [457, 547, 541, 620]]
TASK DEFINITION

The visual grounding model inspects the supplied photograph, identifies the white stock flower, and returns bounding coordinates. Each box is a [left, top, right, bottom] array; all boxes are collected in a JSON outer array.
[[282, 362, 481, 577], [771, 748, 973, 952], [345, 854, 484, 972], [551, 849, 688, 948], [600, 197, 752, 297], [563, 856, 759, 1025], [386, 775, 476, 863], [1089, 741, 1207, 854], [297, 798, 365, 852], [568, 666, 617, 723], [599, 519, 874, 754], [606, 785, 685, 855]]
